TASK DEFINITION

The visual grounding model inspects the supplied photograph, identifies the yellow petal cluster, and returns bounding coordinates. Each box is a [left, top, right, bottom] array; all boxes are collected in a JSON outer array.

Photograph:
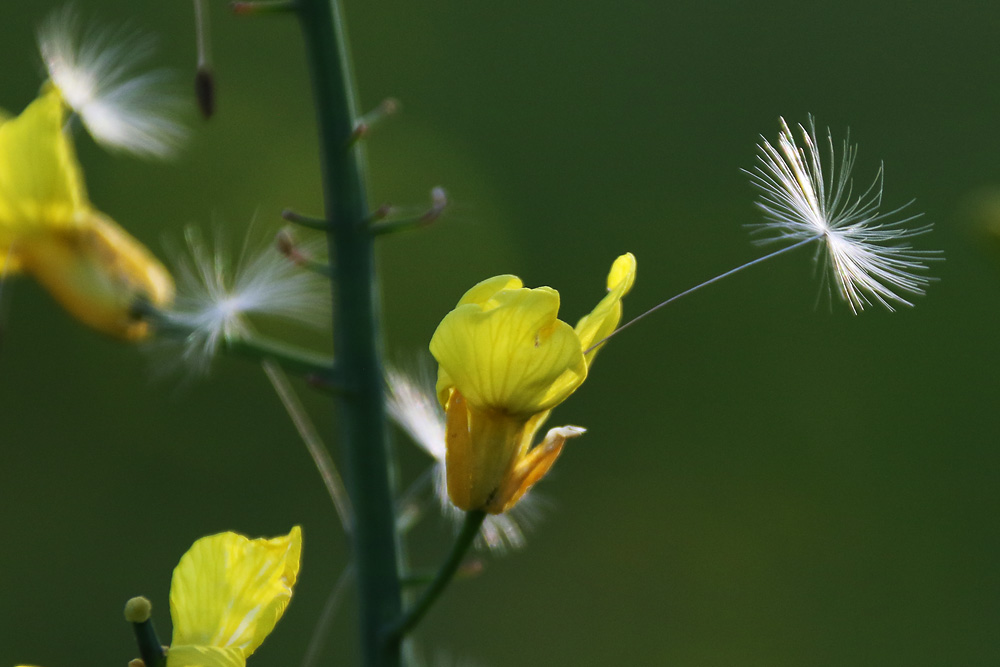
[[430, 253, 636, 513], [167, 527, 302, 667], [0, 86, 173, 339]]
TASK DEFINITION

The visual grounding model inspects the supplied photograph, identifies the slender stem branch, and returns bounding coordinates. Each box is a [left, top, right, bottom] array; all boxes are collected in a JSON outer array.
[[369, 215, 436, 237], [283, 208, 330, 230], [302, 563, 355, 667], [262, 360, 353, 532], [223, 334, 335, 377], [296, 1, 404, 665], [383, 510, 486, 642]]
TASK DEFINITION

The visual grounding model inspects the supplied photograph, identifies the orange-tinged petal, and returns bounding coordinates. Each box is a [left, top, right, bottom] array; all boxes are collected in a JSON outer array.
[[443, 389, 474, 510], [444, 389, 528, 511], [487, 425, 585, 514]]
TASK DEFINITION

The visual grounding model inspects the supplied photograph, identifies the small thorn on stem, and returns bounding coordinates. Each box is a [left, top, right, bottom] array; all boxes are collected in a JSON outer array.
[[347, 97, 401, 145], [369, 187, 449, 236], [348, 122, 369, 145], [276, 228, 333, 277], [282, 208, 328, 230], [423, 186, 448, 223], [368, 203, 393, 224]]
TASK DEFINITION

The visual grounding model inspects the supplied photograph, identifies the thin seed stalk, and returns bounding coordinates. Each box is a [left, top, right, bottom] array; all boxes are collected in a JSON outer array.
[[295, 1, 403, 665], [386, 511, 487, 641]]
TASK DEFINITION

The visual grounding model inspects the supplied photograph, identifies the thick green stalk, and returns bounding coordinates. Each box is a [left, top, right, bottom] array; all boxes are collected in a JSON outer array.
[[295, 1, 403, 665]]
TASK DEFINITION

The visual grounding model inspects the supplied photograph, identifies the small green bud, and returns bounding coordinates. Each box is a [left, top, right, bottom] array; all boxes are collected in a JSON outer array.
[[124, 596, 152, 623]]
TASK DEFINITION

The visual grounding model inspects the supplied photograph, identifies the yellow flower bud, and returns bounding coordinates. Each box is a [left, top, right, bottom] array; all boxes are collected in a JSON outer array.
[[430, 253, 636, 513]]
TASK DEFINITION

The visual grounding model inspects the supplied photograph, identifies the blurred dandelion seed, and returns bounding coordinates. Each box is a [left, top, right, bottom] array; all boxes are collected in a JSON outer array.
[[747, 116, 938, 312], [163, 223, 330, 372], [38, 8, 188, 158], [386, 366, 543, 555]]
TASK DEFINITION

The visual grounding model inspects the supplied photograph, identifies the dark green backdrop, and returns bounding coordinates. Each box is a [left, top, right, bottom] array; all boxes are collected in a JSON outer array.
[[2, 1, 998, 665]]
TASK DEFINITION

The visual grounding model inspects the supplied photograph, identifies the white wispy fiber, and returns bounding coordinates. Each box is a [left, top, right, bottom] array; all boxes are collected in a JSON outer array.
[[38, 8, 188, 158], [165, 225, 330, 372], [385, 366, 544, 555], [747, 116, 937, 313]]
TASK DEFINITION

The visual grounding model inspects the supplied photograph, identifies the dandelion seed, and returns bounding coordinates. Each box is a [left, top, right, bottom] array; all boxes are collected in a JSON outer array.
[[38, 8, 188, 158], [584, 118, 938, 354], [748, 116, 937, 313], [386, 365, 544, 555], [163, 224, 330, 372]]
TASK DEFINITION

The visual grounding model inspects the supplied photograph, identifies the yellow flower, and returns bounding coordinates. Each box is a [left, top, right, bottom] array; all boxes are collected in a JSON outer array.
[[0, 86, 174, 340], [167, 527, 302, 667], [429, 253, 636, 514]]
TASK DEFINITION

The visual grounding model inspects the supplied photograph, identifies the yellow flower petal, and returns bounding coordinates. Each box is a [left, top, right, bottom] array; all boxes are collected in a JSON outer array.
[[0, 86, 87, 236], [167, 645, 246, 667], [18, 211, 174, 340], [0, 88, 174, 338], [574, 252, 637, 365], [454, 274, 522, 307], [431, 284, 587, 417], [169, 527, 302, 658]]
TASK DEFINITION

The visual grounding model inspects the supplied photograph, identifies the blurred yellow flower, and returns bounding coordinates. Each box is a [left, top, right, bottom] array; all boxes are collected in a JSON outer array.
[[0, 86, 174, 339], [166, 527, 302, 667], [430, 253, 636, 513]]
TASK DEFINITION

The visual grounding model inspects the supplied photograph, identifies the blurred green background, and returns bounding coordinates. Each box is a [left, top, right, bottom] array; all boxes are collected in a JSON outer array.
[[2, 1, 999, 665]]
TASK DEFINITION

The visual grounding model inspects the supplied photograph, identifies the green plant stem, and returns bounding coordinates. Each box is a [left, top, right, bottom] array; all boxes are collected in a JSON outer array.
[[295, 1, 404, 666], [384, 510, 487, 642], [224, 334, 335, 378], [130, 617, 166, 667]]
